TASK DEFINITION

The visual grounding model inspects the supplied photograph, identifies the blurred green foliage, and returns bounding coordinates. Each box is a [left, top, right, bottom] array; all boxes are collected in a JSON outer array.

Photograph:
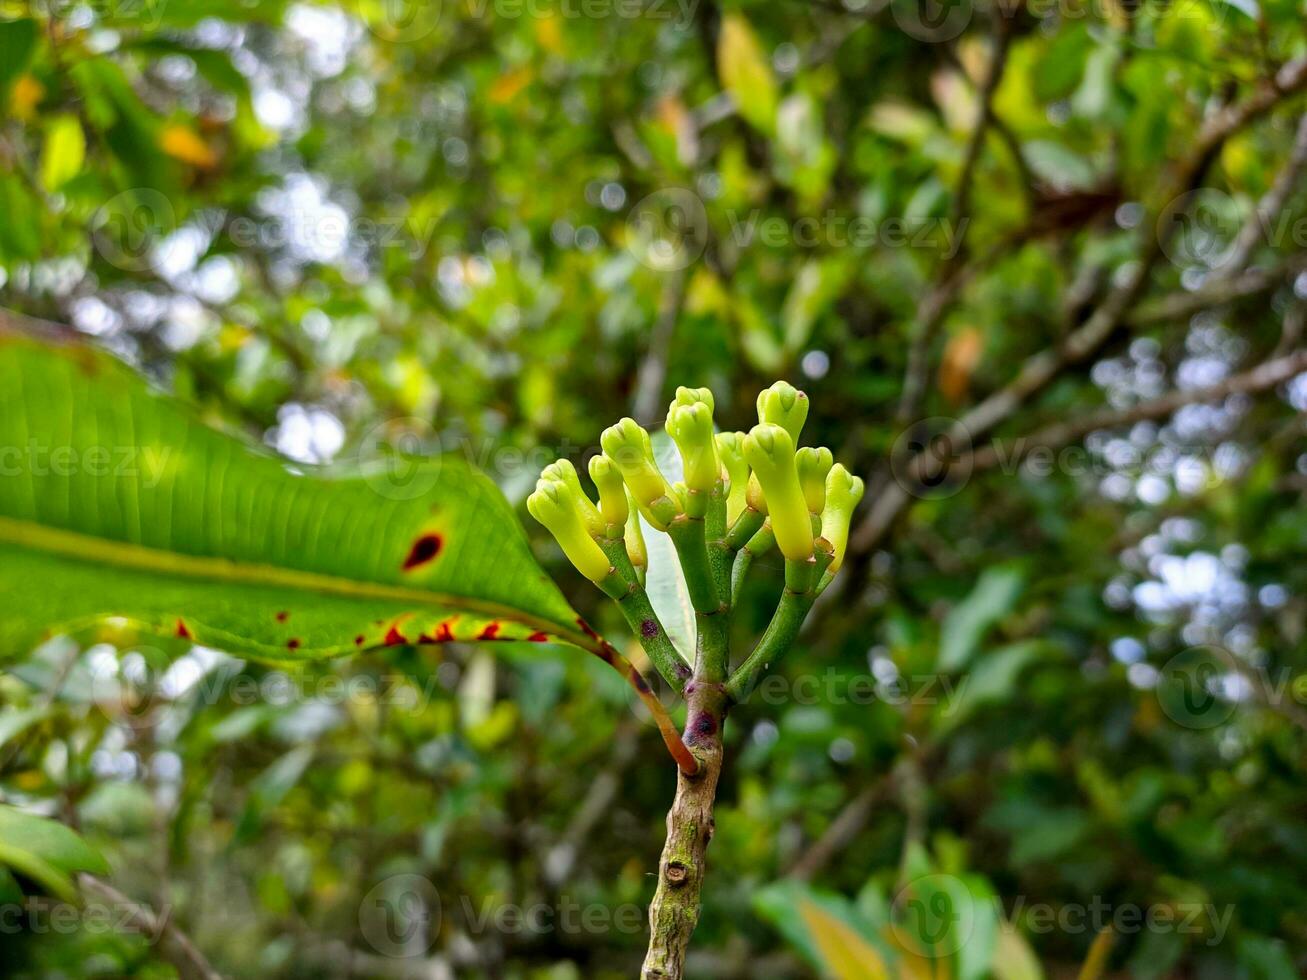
[[2, 0, 1306, 975]]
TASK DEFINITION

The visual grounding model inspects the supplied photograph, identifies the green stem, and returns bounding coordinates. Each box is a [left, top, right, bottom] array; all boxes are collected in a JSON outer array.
[[695, 607, 730, 686], [724, 506, 764, 551], [599, 538, 692, 692], [730, 549, 753, 606], [668, 515, 720, 615], [724, 588, 817, 704], [704, 484, 733, 609]]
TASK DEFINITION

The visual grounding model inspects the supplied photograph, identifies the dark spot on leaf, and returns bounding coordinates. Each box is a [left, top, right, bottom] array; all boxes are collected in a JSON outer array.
[[640, 618, 659, 638], [479, 622, 501, 640], [275, 611, 289, 623], [402, 533, 443, 571], [433, 621, 455, 642], [287, 638, 301, 650], [632, 671, 652, 694], [676, 662, 693, 681], [354, 635, 365, 646], [527, 631, 549, 642], [175, 619, 192, 640], [384, 625, 406, 646], [576, 617, 601, 641]]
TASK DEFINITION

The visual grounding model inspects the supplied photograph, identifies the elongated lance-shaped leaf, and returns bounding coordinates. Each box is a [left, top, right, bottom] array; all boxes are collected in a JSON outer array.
[[0, 317, 696, 773]]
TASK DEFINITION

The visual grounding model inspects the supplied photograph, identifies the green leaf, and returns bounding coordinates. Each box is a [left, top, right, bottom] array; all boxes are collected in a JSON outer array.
[[1022, 140, 1098, 192], [781, 257, 851, 357], [0, 841, 76, 902], [0, 704, 49, 747], [0, 18, 38, 103], [1237, 935, 1299, 980], [39, 114, 86, 192], [938, 565, 1025, 672], [0, 805, 110, 901], [237, 745, 315, 841], [0, 323, 594, 661], [0, 176, 41, 261], [646, 432, 696, 661], [717, 13, 778, 135], [754, 880, 887, 972], [938, 640, 1048, 731]]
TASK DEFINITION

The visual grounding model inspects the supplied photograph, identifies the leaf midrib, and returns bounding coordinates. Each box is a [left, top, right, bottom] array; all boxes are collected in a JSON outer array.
[[0, 515, 586, 647]]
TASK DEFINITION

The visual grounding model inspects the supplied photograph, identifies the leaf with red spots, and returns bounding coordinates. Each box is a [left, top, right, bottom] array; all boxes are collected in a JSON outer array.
[[0, 321, 694, 773]]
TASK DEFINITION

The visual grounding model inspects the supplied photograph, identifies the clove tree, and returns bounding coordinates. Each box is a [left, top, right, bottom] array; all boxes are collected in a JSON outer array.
[[528, 381, 863, 978]]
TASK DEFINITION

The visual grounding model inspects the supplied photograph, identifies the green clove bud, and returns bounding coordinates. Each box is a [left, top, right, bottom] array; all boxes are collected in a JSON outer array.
[[742, 423, 812, 562], [670, 385, 715, 413], [541, 459, 604, 538], [756, 381, 809, 443], [623, 489, 647, 572], [600, 417, 681, 531], [587, 453, 629, 533], [821, 464, 865, 574], [796, 446, 834, 516], [528, 478, 613, 584], [716, 431, 750, 525], [667, 400, 719, 498]]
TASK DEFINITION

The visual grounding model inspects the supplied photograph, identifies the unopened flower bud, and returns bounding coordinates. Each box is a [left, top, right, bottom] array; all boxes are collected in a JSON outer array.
[[600, 417, 680, 530], [742, 423, 812, 561], [821, 464, 865, 574], [528, 479, 613, 583], [715, 431, 750, 524], [756, 381, 808, 443], [588, 454, 629, 531], [623, 489, 647, 571], [796, 446, 833, 515], [667, 401, 719, 496], [671, 385, 715, 413], [541, 459, 604, 537]]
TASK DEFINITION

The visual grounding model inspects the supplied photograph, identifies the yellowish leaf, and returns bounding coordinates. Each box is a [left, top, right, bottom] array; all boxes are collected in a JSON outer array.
[[654, 93, 698, 165], [867, 101, 938, 146], [799, 899, 892, 980], [489, 67, 533, 105], [218, 324, 251, 353], [534, 14, 565, 56], [992, 925, 1044, 980], [40, 114, 85, 191], [717, 13, 777, 134], [9, 74, 44, 121], [931, 70, 977, 134], [1076, 929, 1115, 980], [160, 124, 218, 169], [880, 924, 943, 980], [938, 326, 984, 405]]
